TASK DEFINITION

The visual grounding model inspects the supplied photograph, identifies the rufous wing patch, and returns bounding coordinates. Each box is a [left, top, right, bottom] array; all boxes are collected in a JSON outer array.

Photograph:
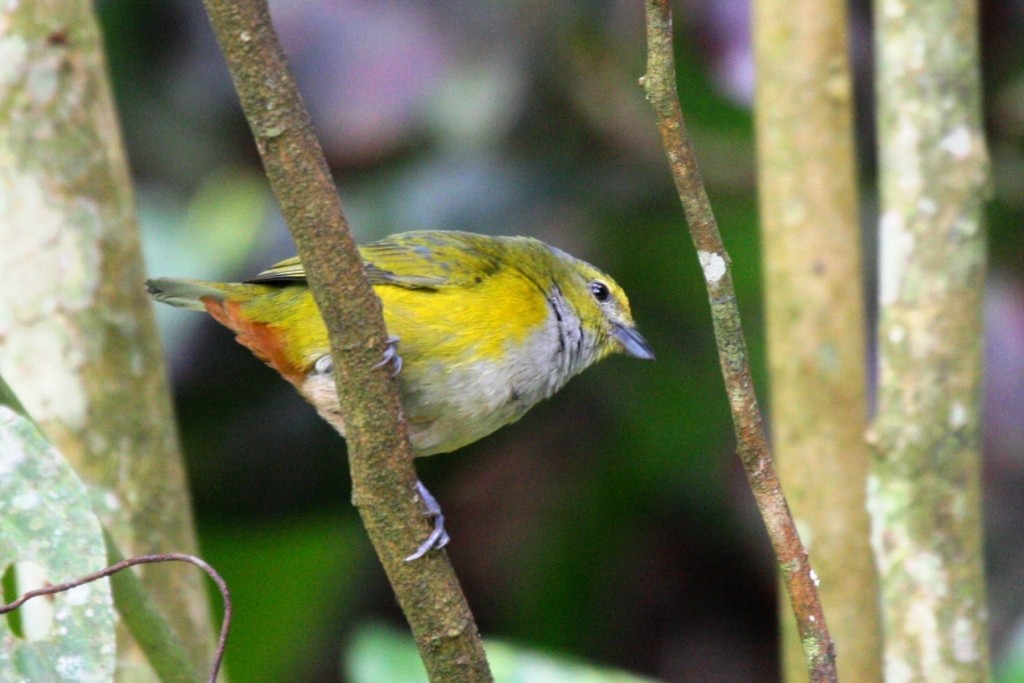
[[201, 297, 306, 388]]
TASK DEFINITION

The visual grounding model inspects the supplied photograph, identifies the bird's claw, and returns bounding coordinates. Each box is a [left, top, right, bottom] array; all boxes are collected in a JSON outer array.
[[405, 480, 450, 562], [374, 335, 403, 377], [313, 335, 401, 377]]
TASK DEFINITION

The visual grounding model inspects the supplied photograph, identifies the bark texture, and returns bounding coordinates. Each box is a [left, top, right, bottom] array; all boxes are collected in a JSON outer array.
[[871, 0, 991, 680], [752, 1, 882, 680], [0, 2, 216, 678]]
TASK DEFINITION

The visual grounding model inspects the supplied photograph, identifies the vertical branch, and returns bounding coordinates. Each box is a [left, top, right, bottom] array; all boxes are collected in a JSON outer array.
[[752, 0, 882, 680], [871, 0, 991, 678], [198, 2, 492, 681], [0, 0, 216, 672], [640, 1, 837, 680]]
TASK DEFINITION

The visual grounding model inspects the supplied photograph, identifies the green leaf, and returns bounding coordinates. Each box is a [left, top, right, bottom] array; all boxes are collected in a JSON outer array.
[[345, 623, 662, 683], [0, 406, 115, 682]]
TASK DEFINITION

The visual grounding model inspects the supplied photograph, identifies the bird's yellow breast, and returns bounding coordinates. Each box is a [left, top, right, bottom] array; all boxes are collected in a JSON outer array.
[[371, 268, 561, 455], [252, 264, 559, 455], [377, 265, 550, 367]]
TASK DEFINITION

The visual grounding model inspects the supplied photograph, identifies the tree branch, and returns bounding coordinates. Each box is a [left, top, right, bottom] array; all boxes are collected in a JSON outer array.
[[0, 0, 216, 669], [198, 2, 491, 681], [640, 1, 837, 680], [870, 0, 991, 677], [752, 0, 882, 679]]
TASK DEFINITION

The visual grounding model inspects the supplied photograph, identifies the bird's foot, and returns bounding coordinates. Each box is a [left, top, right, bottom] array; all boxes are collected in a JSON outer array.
[[405, 479, 450, 562], [314, 337, 401, 377], [374, 335, 403, 377], [313, 354, 334, 375]]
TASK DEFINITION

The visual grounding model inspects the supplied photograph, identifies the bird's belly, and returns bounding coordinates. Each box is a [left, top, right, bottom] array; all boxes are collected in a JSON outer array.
[[299, 354, 555, 457], [399, 358, 545, 456], [298, 312, 567, 456]]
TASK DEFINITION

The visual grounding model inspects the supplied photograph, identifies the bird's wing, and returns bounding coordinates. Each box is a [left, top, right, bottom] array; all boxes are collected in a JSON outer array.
[[360, 232, 504, 289], [247, 256, 306, 283], [247, 231, 504, 290]]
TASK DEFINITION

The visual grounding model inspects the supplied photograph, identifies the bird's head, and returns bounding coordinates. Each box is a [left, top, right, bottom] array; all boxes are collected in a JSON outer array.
[[546, 247, 655, 366]]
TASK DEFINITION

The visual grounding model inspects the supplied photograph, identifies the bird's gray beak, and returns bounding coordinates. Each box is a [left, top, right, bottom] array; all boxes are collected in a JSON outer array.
[[612, 322, 655, 360]]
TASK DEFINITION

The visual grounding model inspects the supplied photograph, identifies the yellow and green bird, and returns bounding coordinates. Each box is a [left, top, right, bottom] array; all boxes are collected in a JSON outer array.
[[148, 230, 653, 558]]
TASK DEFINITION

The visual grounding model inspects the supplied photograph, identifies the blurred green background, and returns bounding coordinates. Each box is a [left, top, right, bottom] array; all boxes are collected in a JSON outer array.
[[97, 0, 1024, 680]]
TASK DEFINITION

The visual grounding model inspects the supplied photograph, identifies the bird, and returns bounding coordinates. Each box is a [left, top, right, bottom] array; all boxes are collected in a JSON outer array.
[[147, 230, 654, 559]]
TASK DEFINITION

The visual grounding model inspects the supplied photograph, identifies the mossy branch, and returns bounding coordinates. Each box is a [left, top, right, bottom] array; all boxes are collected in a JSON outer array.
[[198, 2, 492, 681], [640, 1, 837, 680], [0, 0, 216, 669], [870, 0, 990, 677]]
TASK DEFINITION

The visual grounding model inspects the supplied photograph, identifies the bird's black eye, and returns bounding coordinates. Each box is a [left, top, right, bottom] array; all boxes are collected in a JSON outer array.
[[589, 280, 611, 303]]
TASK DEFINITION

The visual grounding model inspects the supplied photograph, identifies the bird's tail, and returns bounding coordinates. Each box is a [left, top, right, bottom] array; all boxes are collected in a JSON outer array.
[[147, 277, 311, 386], [145, 278, 233, 311]]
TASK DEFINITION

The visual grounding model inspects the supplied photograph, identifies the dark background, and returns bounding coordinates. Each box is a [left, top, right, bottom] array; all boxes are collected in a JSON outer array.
[[99, 0, 1024, 680]]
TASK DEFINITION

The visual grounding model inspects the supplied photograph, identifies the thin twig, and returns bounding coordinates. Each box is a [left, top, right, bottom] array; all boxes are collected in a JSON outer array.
[[198, 1, 492, 681], [0, 554, 231, 683], [639, 1, 837, 680]]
